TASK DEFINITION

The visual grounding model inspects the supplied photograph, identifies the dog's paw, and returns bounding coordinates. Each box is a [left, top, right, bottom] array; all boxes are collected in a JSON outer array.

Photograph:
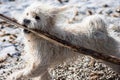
[[8, 75, 20, 80], [7, 71, 25, 80]]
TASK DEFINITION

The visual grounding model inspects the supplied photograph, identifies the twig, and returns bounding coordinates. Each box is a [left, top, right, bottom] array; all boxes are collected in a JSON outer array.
[[0, 14, 120, 65]]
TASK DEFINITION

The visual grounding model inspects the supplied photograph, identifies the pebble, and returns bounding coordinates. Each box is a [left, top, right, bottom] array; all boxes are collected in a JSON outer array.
[[0, 2, 2, 4], [103, 4, 109, 8], [2, 39, 6, 42], [9, 0, 15, 1], [106, 9, 113, 15], [111, 13, 120, 17], [86, 9, 93, 15], [116, 7, 120, 13]]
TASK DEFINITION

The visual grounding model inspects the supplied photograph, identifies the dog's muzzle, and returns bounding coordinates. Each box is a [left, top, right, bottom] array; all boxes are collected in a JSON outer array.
[[23, 19, 31, 25], [22, 19, 31, 33]]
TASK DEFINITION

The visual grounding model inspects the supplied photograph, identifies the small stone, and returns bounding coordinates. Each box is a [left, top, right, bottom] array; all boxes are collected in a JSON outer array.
[[3, 71, 5, 73], [57, 0, 63, 4], [9, 35, 15, 40], [90, 75, 99, 80], [15, 48, 19, 51], [106, 10, 113, 15], [12, 34, 17, 38], [9, 0, 15, 1], [64, 0, 69, 2], [12, 52, 21, 57], [74, 10, 79, 16], [116, 7, 120, 13], [7, 53, 13, 57], [103, 4, 109, 7], [111, 13, 120, 17], [7, 73, 10, 75], [98, 10, 103, 14], [10, 71, 12, 73], [86, 10, 93, 15], [0, 65, 4, 69], [2, 39, 6, 42]]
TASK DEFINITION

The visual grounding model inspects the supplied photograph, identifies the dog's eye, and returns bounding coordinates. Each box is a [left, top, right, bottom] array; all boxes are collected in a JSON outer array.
[[35, 16, 40, 20], [26, 13, 29, 15]]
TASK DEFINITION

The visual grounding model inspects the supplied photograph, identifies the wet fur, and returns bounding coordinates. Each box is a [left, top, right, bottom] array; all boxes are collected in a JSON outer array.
[[9, 2, 120, 80]]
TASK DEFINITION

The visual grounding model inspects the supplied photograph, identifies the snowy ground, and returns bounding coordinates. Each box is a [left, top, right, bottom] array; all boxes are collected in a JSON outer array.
[[0, 0, 120, 80]]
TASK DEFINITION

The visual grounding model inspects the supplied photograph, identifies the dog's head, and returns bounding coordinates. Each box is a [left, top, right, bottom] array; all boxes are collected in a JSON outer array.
[[20, 2, 71, 33], [21, 2, 57, 32]]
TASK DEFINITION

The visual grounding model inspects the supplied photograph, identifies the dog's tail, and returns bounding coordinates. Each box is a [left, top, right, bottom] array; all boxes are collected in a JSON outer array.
[[82, 15, 107, 34]]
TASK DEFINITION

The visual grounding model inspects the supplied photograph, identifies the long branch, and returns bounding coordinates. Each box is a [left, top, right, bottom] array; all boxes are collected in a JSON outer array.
[[0, 14, 120, 65]]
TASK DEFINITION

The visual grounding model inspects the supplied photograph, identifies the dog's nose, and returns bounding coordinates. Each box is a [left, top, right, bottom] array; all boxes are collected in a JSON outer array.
[[23, 19, 31, 24]]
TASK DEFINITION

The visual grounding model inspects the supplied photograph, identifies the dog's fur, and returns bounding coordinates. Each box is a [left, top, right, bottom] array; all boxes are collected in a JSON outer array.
[[10, 2, 120, 80]]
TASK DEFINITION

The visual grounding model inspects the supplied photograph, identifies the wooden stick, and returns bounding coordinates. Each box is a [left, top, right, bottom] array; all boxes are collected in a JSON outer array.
[[0, 14, 120, 65]]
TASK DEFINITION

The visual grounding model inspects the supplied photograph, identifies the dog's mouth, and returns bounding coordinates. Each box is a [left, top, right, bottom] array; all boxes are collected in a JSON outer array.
[[22, 19, 31, 33], [22, 24, 31, 33], [23, 29, 31, 33]]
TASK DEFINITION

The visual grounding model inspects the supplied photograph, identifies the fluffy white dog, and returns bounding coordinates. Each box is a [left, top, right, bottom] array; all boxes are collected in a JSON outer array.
[[9, 2, 120, 80]]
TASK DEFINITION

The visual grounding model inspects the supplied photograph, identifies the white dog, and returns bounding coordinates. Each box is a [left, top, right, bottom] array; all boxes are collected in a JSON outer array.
[[10, 2, 120, 80]]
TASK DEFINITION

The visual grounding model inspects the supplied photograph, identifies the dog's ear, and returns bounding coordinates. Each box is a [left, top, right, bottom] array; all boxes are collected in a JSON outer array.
[[49, 5, 73, 14]]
